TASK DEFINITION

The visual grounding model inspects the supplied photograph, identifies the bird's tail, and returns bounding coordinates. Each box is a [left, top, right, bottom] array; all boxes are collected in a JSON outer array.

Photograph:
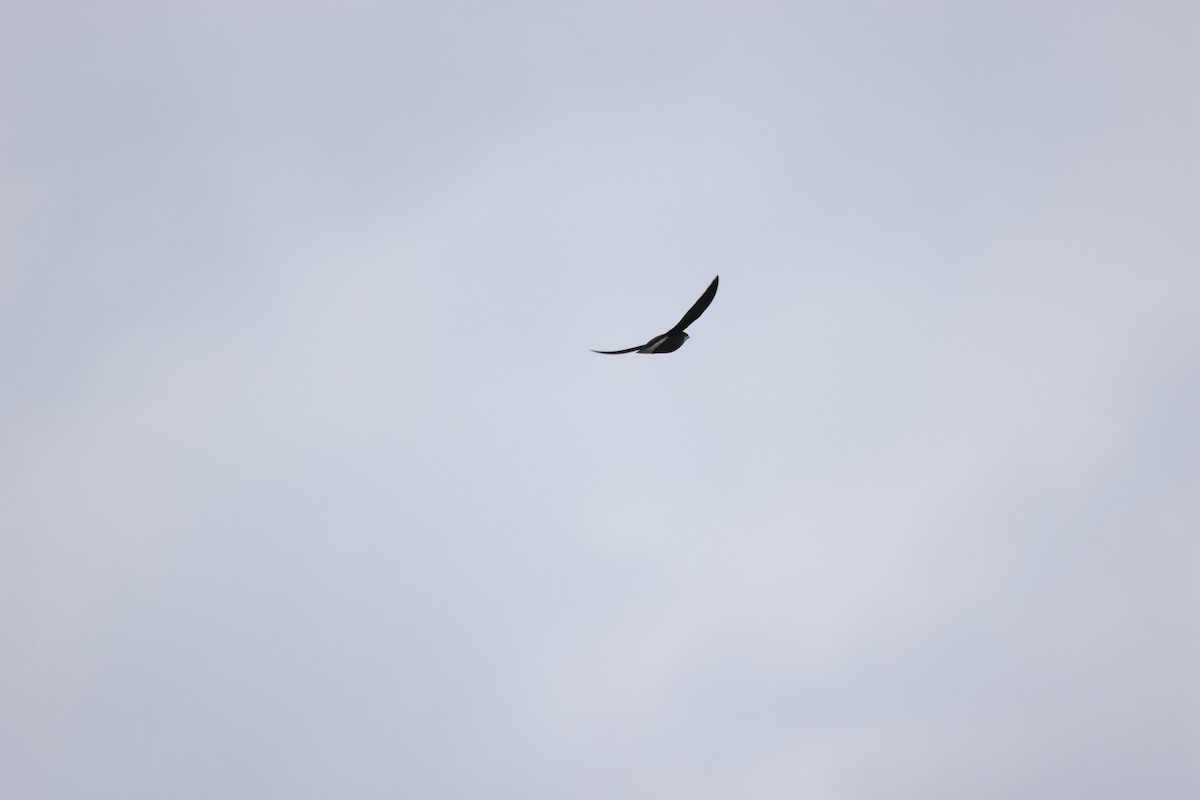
[[590, 345, 643, 355]]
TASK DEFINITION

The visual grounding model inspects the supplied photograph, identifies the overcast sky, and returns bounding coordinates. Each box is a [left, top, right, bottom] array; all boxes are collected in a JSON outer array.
[[2, 2, 1198, 798]]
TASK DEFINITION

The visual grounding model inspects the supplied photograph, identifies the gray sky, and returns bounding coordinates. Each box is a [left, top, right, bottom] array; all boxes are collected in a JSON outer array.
[[3, 2, 1198, 798]]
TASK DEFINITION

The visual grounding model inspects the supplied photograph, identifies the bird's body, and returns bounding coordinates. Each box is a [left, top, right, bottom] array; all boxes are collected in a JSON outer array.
[[592, 276, 718, 355]]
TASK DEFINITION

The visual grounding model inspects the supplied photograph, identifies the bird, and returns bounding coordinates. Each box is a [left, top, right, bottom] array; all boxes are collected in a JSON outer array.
[[592, 276, 719, 354]]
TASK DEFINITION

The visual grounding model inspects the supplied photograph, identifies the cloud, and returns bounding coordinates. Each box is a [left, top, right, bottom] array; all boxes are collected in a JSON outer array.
[[2, 2, 1197, 798]]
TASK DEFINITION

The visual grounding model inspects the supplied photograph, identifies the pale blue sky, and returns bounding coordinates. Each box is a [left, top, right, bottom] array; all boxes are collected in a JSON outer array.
[[2, 2, 1198, 798]]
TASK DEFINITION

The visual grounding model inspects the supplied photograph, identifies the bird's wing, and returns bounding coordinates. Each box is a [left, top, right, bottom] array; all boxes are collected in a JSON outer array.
[[668, 275, 719, 333], [590, 343, 647, 355]]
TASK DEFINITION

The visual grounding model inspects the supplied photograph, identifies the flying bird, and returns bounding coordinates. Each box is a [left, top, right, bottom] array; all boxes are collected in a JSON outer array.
[[592, 276, 719, 354]]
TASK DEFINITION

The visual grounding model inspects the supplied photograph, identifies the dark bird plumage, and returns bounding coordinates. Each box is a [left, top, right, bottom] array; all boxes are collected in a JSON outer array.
[[592, 276, 719, 355]]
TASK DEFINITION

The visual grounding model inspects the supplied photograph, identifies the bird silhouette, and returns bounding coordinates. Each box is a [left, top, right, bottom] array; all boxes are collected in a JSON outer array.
[[592, 276, 719, 354]]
